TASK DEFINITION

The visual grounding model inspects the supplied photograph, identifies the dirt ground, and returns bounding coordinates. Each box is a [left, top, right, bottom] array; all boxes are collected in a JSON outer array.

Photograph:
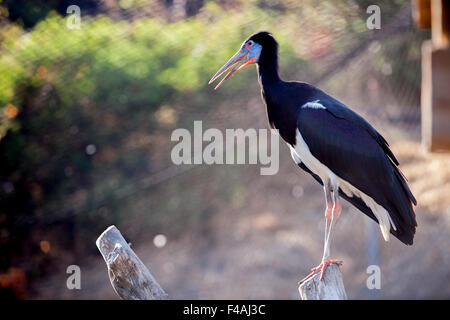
[[31, 136, 450, 300]]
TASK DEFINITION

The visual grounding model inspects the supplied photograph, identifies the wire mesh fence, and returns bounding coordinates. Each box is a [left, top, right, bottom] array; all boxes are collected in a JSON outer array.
[[0, 0, 449, 299]]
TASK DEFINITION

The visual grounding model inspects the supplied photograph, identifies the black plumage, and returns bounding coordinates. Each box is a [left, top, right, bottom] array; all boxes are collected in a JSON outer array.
[[248, 31, 417, 245]]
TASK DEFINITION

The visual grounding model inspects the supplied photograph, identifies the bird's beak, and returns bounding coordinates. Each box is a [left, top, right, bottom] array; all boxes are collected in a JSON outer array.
[[209, 49, 257, 90]]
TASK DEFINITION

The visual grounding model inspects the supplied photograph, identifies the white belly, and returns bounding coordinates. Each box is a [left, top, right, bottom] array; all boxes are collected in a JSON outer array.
[[290, 129, 396, 241]]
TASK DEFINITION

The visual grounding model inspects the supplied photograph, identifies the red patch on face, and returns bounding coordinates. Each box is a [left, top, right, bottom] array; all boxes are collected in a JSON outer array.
[[245, 42, 252, 49]]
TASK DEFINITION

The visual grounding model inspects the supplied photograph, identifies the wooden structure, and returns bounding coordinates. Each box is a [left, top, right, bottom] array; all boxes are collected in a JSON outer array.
[[298, 265, 347, 300], [413, 0, 450, 151], [97, 225, 347, 300], [96, 225, 168, 300]]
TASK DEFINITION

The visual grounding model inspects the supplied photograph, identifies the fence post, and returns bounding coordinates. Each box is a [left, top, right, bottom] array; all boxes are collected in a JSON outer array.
[[298, 264, 347, 300], [96, 225, 168, 300]]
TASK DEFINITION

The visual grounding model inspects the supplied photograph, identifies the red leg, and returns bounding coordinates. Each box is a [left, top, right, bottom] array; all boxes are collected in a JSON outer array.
[[299, 187, 343, 285]]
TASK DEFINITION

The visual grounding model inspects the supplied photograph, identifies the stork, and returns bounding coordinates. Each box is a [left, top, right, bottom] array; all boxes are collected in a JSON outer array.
[[209, 31, 417, 283]]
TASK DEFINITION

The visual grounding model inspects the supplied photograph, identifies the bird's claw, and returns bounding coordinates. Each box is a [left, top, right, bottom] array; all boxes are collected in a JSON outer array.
[[298, 258, 343, 285]]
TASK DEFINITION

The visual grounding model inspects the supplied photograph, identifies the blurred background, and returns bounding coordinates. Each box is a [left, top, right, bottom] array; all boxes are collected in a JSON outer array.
[[0, 0, 449, 300]]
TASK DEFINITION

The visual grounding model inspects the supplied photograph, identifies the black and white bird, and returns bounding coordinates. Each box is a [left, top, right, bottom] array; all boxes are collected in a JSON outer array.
[[209, 31, 417, 282]]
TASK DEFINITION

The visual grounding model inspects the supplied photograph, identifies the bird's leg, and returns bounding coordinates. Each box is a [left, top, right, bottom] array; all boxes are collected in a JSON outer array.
[[323, 183, 333, 256], [318, 189, 343, 277], [299, 184, 343, 285], [323, 187, 341, 258]]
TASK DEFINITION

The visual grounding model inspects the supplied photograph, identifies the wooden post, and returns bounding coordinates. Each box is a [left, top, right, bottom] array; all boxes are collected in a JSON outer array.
[[431, 0, 450, 49], [412, 0, 431, 29], [421, 41, 450, 151], [413, 0, 450, 151], [96, 225, 169, 300], [298, 264, 347, 300]]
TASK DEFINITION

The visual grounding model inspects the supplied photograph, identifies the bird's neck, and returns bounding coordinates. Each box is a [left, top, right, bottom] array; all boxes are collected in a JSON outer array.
[[257, 61, 281, 90]]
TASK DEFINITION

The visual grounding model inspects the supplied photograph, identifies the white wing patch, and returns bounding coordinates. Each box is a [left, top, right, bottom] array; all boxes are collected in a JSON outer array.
[[290, 147, 301, 164], [290, 129, 396, 241], [302, 100, 326, 110]]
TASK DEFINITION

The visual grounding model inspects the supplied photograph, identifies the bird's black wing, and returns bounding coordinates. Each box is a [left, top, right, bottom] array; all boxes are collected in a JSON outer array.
[[297, 95, 417, 245]]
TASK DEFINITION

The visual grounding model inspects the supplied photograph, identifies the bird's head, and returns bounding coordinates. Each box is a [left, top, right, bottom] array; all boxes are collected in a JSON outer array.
[[209, 31, 278, 89]]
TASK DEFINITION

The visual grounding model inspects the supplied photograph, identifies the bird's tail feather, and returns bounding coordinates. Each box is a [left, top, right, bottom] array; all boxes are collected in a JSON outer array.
[[296, 161, 417, 245], [339, 188, 416, 245]]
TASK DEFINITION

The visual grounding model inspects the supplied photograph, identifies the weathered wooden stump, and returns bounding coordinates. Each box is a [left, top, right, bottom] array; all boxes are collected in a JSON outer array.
[[96, 225, 168, 300], [298, 264, 347, 300], [97, 226, 348, 300]]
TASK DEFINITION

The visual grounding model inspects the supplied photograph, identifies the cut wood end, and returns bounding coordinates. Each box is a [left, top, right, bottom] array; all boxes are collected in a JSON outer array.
[[96, 225, 169, 300], [96, 225, 118, 247], [298, 263, 347, 300]]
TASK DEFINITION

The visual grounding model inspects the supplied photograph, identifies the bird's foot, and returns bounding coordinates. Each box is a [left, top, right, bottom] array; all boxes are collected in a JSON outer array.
[[298, 258, 343, 285]]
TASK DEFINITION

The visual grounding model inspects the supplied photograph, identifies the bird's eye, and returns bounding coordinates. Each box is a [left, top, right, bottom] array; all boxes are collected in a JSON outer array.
[[246, 41, 253, 49]]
